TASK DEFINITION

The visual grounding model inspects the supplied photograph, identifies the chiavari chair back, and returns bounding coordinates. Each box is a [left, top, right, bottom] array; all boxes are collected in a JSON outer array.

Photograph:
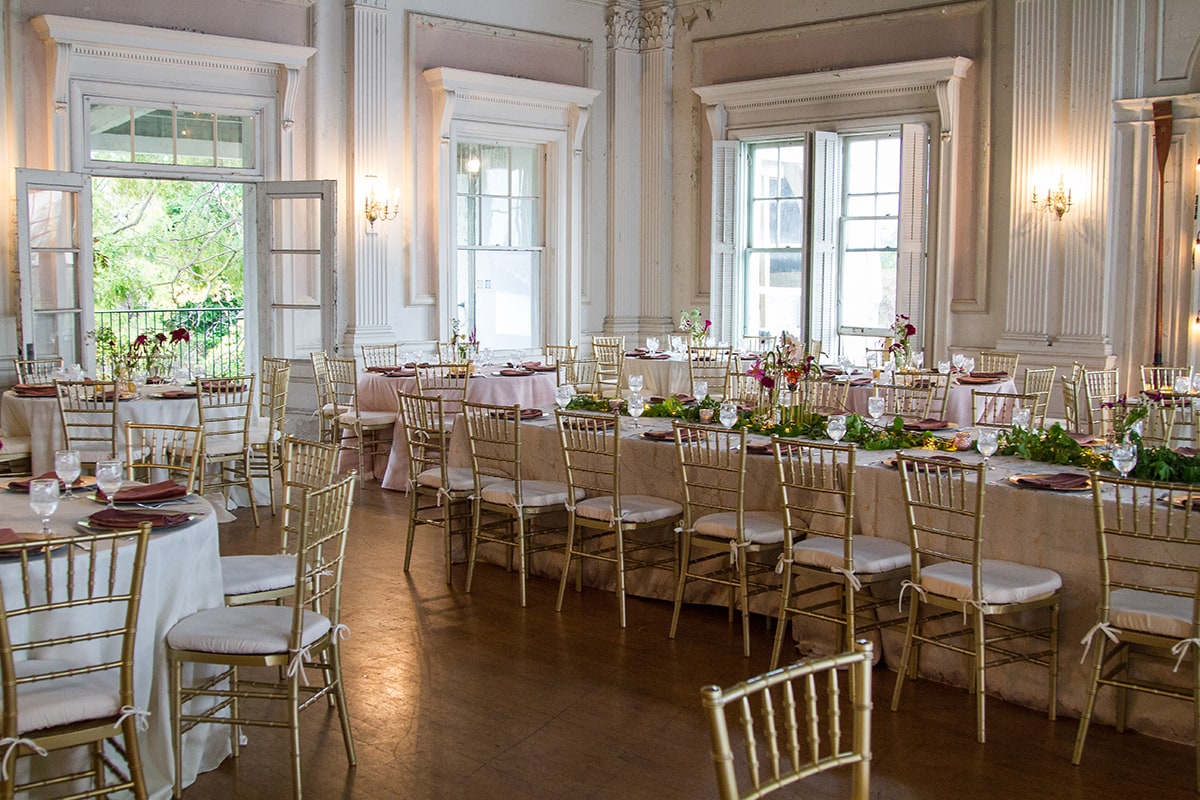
[[972, 390, 1039, 429], [196, 374, 260, 526], [360, 343, 399, 368], [795, 378, 849, 416], [591, 337, 625, 398], [1022, 367, 1056, 429], [249, 362, 291, 514], [1062, 374, 1083, 433], [688, 345, 734, 400], [1139, 398, 1176, 448], [725, 371, 766, 410], [124, 421, 203, 494], [559, 358, 598, 396], [1141, 364, 1189, 393], [872, 382, 933, 421], [414, 363, 471, 417], [740, 334, 775, 356], [13, 356, 62, 385], [328, 357, 394, 486], [55, 379, 120, 467], [977, 350, 1020, 376], [544, 343, 578, 366], [311, 351, 337, 445], [1083, 368, 1121, 438]]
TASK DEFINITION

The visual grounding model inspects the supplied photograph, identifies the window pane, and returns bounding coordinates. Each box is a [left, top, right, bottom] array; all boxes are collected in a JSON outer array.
[[749, 199, 776, 248], [133, 107, 175, 164], [89, 104, 132, 162], [30, 252, 78, 310], [510, 146, 538, 197], [479, 145, 509, 196], [845, 140, 877, 194], [510, 199, 540, 247], [876, 139, 901, 192], [875, 193, 899, 217], [474, 251, 537, 350], [778, 146, 805, 198], [776, 199, 804, 245], [177, 111, 216, 167], [457, 196, 479, 246], [744, 251, 804, 335], [457, 144, 481, 194], [26, 190, 76, 249], [480, 197, 509, 247], [217, 115, 254, 168], [752, 147, 780, 196], [840, 251, 897, 329]]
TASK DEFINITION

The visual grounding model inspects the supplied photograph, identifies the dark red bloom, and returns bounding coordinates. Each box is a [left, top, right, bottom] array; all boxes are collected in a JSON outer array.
[[133, 334, 148, 347], [170, 328, 190, 343]]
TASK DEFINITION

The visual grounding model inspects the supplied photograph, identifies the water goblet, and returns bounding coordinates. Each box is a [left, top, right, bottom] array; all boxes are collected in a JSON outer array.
[[912, 350, 925, 370], [719, 400, 738, 429], [646, 337, 659, 353], [555, 384, 573, 410], [1193, 372, 1200, 394], [963, 357, 976, 375], [952, 353, 966, 371], [1012, 407, 1032, 431], [173, 367, 191, 386], [867, 396, 885, 426], [1174, 376, 1192, 396], [627, 393, 645, 428], [1112, 442, 1137, 478], [670, 335, 685, 355], [628, 373, 644, 394], [976, 428, 999, 469], [54, 449, 81, 500], [29, 479, 60, 536], [692, 380, 708, 401], [827, 415, 847, 442], [937, 360, 952, 375], [95, 459, 124, 510]]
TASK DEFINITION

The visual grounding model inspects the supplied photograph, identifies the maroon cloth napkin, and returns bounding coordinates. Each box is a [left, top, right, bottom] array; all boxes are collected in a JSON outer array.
[[625, 348, 650, 356], [969, 371, 1008, 379], [522, 362, 557, 372], [746, 441, 799, 455], [957, 375, 1003, 385], [98, 480, 188, 503], [0, 528, 22, 546], [145, 376, 168, 385], [848, 378, 873, 386], [13, 384, 58, 397], [8, 472, 87, 492], [1175, 447, 1200, 458], [1067, 432, 1101, 446], [88, 508, 191, 530], [382, 369, 417, 377], [1015, 473, 1090, 490], [563, 416, 616, 430], [158, 389, 198, 399], [642, 428, 701, 442], [498, 368, 534, 377], [491, 408, 544, 420], [366, 365, 403, 373], [639, 352, 671, 360], [904, 418, 952, 431]]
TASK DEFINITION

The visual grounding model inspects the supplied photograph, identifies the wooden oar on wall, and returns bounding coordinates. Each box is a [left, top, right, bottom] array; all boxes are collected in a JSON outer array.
[[1152, 100, 1173, 367]]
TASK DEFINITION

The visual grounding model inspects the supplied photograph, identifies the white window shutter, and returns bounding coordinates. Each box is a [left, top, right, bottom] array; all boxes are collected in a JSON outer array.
[[809, 131, 839, 352], [710, 140, 738, 343], [897, 123, 929, 348]]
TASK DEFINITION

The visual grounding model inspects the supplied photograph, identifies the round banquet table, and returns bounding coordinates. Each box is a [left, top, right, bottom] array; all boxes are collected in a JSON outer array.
[[622, 353, 762, 397], [0, 488, 230, 798], [347, 368, 558, 490]]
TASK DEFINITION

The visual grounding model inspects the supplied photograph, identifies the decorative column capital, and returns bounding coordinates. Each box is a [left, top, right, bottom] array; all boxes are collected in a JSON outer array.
[[606, 2, 674, 52]]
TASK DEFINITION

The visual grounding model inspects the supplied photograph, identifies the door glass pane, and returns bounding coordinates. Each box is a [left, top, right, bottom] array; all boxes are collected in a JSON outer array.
[[272, 307, 323, 359], [272, 197, 320, 251], [30, 252, 78, 310], [177, 111, 216, 167], [33, 311, 79, 361], [27, 190, 76, 248], [267, 192, 326, 361], [273, 253, 321, 306]]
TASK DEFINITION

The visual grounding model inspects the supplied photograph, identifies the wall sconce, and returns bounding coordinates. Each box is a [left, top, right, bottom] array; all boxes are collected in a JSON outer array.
[[363, 176, 399, 229], [1032, 176, 1072, 220]]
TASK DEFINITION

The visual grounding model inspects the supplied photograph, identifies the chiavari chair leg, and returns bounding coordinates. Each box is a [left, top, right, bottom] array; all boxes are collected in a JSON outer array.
[[974, 608, 987, 743]]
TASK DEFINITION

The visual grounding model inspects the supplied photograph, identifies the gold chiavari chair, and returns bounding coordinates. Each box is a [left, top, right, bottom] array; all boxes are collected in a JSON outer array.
[[971, 390, 1039, 429], [250, 363, 291, 514], [328, 357, 395, 485], [554, 409, 681, 627], [56, 379, 120, 468], [1138, 398, 1176, 448], [725, 371, 765, 410], [891, 454, 1062, 743], [168, 473, 357, 800], [398, 391, 484, 584], [740, 334, 775, 356], [893, 371, 951, 419], [258, 357, 290, 420], [310, 351, 337, 446], [794, 377, 849, 415], [221, 437, 339, 606], [360, 343, 399, 368], [688, 345, 734, 401], [462, 401, 581, 607], [1169, 396, 1200, 450], [1072, 475, 1200, 790], [1141, 364, 1190, 393], [872, 382, 933, 422], [12, 356, 62, 385], [670, 422, 786, 657], [1083, 368, 1121, 438], [977, 350, 1020, 376], [1062, 373, 1083, 433], [1070, 360, 1086, 384], [414, 363, 471, 418], [1022, 367, 1056, 429], [544, 343, 578, 367], [808, 338, 823, 361], [559, 358, 598, 397], [591, 336, 625, 398], [0, 524, 152, 800], [770, 440, 908, 669], [196, 374, 260, 527], [701, 640, 874, 800], [123, 421, 203, 493]]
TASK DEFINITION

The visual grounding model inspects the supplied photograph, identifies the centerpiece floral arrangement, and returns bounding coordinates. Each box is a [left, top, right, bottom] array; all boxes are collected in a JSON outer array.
[[89, 325, 190, 379], [746, 331, 816, 423], [887, 313, 917, 367], [679, 308, 712, 346], [449, 318, 478, 362]]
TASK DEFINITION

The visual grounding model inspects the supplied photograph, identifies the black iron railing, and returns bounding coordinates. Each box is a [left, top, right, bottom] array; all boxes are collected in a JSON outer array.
[[93, 306, 245, 377]]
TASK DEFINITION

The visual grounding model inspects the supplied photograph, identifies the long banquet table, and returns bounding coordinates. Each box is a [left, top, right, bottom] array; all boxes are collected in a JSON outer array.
[[0, 487, 230, 798], [446, 410, 1192, 743]]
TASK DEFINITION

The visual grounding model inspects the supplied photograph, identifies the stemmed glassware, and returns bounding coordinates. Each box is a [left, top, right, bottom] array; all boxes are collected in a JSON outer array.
[[1112, 441, 1137, 478], [827, 415, 847, 442], [867, 396, 885, 426], [976, 428, 999, 469], [692, 380, 708, 401], [1012, 407, 1032, 431], [95, 459, 124, 510], [963, 357, 976, 375], [718, 401, 738, 429], [952, 353, 966, 372], [627, 393, 645, 428], [555, 384, 574, 409], [645, 337, 659, 353], [29, 478, 60, 536], [912, 350, 925, 370], [937, 360, 952, 375], [54, 449, 81, 500], [628, 374, 644, 395], [1174, 376, 1192, 395]]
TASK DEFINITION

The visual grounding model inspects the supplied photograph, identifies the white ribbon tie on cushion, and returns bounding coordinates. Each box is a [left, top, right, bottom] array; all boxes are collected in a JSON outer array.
[[1171, 637, 1200, 672], [897, 580, 927, 613], [287, 645, 315, 685], [775, 553, 792, 575], [728, 540, 739, 571], [0, 737, 47, 780], [114, 705, 151, 732], [831, 566, 862, 592], [1078, 622, 1120, 663]]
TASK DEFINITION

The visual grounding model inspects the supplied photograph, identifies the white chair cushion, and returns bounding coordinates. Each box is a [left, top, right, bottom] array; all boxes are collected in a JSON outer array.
[[793, 535, 910, 575], [1109, 587, 1194, 639], [320, 402, 341, 418], [14, 659, 119, 734], [575, 495, 683, 525], [337, 410, 396, 428], [414, 467, 504, 493], [919, 559, 1062, 606], [220, 554, 295, 597], [694, 511, 786, 544], [167, 605, 330, 656], [202, 434, 246, 456], [480, 480, 582, 509]]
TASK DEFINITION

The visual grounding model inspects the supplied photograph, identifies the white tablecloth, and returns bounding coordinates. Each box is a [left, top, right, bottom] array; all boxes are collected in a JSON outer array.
[[0, 490, 229, 798], [845, 376, 1019, 427], [350, 369, 557, 490]]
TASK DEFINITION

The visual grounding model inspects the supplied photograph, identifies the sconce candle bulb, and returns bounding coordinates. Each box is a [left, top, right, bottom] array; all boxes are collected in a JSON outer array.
[[363, 175, 399, 229], [1032, 175, 1072, 221]]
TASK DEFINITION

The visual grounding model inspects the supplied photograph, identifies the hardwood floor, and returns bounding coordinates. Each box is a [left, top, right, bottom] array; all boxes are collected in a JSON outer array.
[[183, 486, 1196, 799]]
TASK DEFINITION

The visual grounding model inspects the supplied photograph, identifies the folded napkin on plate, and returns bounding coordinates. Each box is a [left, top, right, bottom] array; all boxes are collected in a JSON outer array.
[[957, 375, 1003, 385], [746, 441, 799, 455], [1175, 447, 1200, 458], [1015, 473, 1090, 490], [639, 352, 671, 360], [903, 418, 952, 431], [366, 365, 403, 373], [95, 389, 135, 402], [1067, 432, 1101, 446], [521, 362, 557, 372], [649, 394, 695, 404], [969, 371, 1008, 379], [158, 389, 198, 399], [144, 375, 168, 384], [0, 528, 23, 546], [491, 408, 544, 420], [8, 472, 86, 492], [497, 368, 534, 377], [625, 348, 649, 357], [87, 508, 192, 530], [100, 480, 188, 503], [383, 369, 417, 377], [848, 377, 873, 386], [13, 384, 58, 397], [642, 428, 701, 442]]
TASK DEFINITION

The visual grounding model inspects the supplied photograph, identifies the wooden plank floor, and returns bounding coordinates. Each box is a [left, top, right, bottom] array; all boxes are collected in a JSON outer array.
[[183, 486, 1196, 798]]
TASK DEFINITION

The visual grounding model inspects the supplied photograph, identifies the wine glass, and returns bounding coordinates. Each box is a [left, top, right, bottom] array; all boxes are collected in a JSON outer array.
[[952, 353, 966, 372], [938, 360, 952, 375], [976, 428, 999, 469], [646, 337, 659, 353], [1174, 376, 1192, 396], [827, 414, 847, 442], [29, 479, 60, 536], [95, 459, 124, 509], [1112, 442, 1137, 478], [963, 357, 976, 375], [54, 449, 81, 500], [912, 350, 925, 370], [555, 384, 574, 409], [867, 396, 885, 426], [1193, 372, 1200, 394], [719, 401, 738, 429], [627, 393, 645, 428], [628, 373, 644, 394], [1012, 407, 1032, 431], [692, 380, 708, 401]]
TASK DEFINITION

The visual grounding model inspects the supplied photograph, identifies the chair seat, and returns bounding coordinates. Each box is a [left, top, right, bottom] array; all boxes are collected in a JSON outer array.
[[1109, 587, 1194, 640], [167, 605, 330, 656], [480, 479, 583, 509], [694, 511, 786, 544], [337, 410, 396, 428], [220, 554, 295, 597], [919, 559, 1062, 606], [793, 534, 910, 575], [415, 467, 503, 493], [575, 494, 683, 525], [14, 659, 119, 734], [201, 434, 247, 456]]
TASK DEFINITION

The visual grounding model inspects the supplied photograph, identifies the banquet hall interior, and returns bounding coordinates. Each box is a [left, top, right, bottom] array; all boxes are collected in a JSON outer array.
[[3, 0, 1200, 797]]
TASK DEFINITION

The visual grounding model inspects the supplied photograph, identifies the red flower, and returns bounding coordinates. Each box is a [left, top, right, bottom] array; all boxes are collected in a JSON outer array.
[[133, 334, 148, 347], [170, 328, 190, 343], [154, 332, 167, 344], [904, 324, 916, 337]]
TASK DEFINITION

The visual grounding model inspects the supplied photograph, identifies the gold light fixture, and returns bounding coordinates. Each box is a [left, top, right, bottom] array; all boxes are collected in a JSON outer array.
[[363, 176, 399, 229], [1032, 176, 1072, 220]]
